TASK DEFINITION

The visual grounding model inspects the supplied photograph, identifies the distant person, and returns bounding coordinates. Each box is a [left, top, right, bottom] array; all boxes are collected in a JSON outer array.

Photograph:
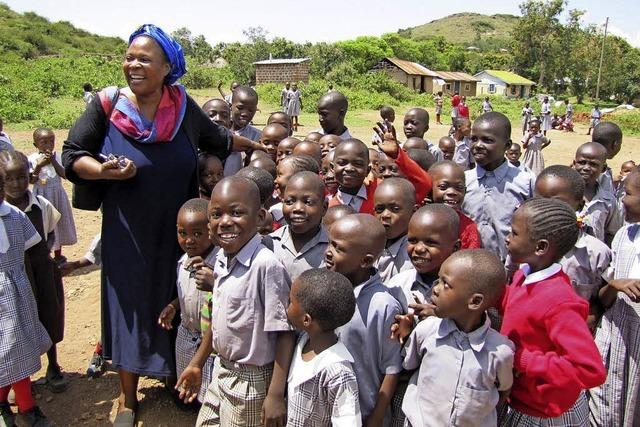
[[201, 98, 231, 129], [228, 85, 262, 175], [521, 101, 534, 135], [372, 106, 395, 144], [217, 81, 239, 105], [0, 117, 14, 152], [285, 82, 302, 131], [521, 118, 550, 176], [433, 91, 444, 124], [540, 96, 552, 136], [450, 91, 460, 124], [82, 83, 94, 106], [280, 81, 290, 110], [588, 104, 602, 135], [317, 91, 351, 139], [564, 99, 573, 125], [482, 96, 493, 113], [456, 96, 470, 119]]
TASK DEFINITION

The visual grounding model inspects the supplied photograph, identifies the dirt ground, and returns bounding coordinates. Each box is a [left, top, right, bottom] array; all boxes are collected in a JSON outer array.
[[4, 104, 640, 426]]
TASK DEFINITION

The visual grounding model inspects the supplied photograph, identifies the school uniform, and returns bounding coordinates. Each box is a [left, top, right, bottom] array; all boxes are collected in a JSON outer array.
[[175, 251, 216, 403], [286, 333, 362, 427], [434, 95, 443, 115], [522, 107, 534, 134], [498, 264, 606, 426], [84, 233, 102, 266], [225, 125, 262, 176], [0, 131, 13, 152], [458, 210, 482, 249], [453, 136, 473, 170], [462, 160, 535, 262], [579, 181, 624, 243], [541, 103, 552, 131], [384, 268, 435, 315], [376, 235, 412, 284], [23, 191, 65, 344], [560, 231, 611, 301], [318, 128, 352, 140], [402, 316, 514, 427], [424, 140, 442, 161], [521, 132, 546, 176], [588, 223, 640, 427], [264, 225, 328, 281], [482, 100, 493, 113], [590, 109, 602, 128], [0, 201, 51, 388], [337, 271, 403, 421], [329, 148, 432, 215], [197, 234, 292, 427]]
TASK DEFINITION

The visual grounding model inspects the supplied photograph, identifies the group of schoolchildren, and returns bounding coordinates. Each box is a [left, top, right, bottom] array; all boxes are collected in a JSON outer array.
[[1, 82, 639, 427]]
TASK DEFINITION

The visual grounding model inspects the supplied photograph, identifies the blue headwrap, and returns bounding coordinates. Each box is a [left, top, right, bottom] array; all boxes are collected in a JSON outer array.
[[128, 24, 186, 85]]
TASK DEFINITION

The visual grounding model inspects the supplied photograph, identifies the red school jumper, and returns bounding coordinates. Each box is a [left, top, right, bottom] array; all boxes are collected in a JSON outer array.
[[328, 148, 432, 215], [457, 210, 481, 249], [498, 265, 606, 418]]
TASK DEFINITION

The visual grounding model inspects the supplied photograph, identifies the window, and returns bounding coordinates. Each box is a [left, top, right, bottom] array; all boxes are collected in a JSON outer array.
[[488, 84, 496, 93], [446, 84, 451, 90], [511, 85, 517, 95], [464, 83, 470, 91]]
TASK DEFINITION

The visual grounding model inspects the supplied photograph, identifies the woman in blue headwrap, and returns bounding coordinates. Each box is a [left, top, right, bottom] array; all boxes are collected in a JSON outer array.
[[62, 25, 263, 426]]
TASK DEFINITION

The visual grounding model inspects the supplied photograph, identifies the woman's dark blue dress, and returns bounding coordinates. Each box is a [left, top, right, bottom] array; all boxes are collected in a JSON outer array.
[[100, 123, 196, 375]]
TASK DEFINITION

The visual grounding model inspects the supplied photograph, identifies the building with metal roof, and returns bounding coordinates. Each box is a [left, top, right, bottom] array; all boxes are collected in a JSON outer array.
[[474, 70, 536, 98]]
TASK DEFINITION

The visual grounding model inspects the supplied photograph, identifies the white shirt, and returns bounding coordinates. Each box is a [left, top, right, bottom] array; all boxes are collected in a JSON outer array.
[[336, 185, 367, 213]]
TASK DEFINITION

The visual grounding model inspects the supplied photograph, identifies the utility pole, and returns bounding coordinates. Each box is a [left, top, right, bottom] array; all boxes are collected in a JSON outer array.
[[595, 17, 609, 101]]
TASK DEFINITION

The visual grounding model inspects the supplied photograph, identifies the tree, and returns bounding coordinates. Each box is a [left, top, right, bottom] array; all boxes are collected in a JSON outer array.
[[191, 35, 214, 64], [171, 27, 193, 56]]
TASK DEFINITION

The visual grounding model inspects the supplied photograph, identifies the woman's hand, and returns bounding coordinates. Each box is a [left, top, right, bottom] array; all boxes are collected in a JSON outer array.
[[158, 304, 176, 330], [100, 158, 137, 180]]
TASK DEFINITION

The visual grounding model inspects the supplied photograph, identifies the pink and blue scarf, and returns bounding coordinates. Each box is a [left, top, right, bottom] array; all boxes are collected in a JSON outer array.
[[98, 84, 187, 143]]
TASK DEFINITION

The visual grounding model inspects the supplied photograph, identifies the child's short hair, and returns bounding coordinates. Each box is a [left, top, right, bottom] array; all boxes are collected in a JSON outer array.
[[0, 150, 29, 171], [521, 197, 579, 259], [295, 268, 356, 331], [322, 205, 356, 227], [380, 106, 395, 119], [33, 127, 53, 140], [250, 156, 277, 179], [537, 165, 585, 198], [475, 112, 511, 139], [280, 154, 320, 175], [414, 203, 459, 237], [377, 177, 416, 206], [428, 160, 464, 178], [83, 83, 93, 92], [407, 148, 436, 172], [232, 85, 258, 103], [592, 121, 622, 149], [236, 166, 275, 206], [179, 198, 209, 216], [448, 249, 506, 304]]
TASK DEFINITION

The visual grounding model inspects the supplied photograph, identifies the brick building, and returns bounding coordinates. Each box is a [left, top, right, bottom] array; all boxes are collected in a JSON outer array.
[[253, 58, 311, 84]]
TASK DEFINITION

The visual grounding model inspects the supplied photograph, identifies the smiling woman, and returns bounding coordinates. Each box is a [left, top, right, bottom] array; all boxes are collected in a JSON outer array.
[[61, 24, 264, 427]]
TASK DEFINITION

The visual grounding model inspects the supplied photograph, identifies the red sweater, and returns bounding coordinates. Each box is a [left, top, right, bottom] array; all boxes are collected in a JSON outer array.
[[329, 148, 432, 215], [498, 267, 606, 418], [457, 211, 481, 249]]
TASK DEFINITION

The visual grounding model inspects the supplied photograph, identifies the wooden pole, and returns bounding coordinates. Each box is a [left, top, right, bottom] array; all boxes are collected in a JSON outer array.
[[595, 17, 609, 101]]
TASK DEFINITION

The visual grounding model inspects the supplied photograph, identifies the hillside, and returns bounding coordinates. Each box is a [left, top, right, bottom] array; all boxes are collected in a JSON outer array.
[[398, 13, 519, 46], [0, 2, 124, 58]]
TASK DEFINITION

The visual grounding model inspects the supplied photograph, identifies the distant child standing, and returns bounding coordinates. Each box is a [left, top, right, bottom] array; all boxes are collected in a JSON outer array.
[[540, 96, 552, 136], [402, 249, 514, 427], [451, 91, 461, 125], [2, 150, 67, 393], [286, 268, 361, 426], [499, 198, 606, 425], [0, 169, 54, 427], [372, 106, 395, 144], [286, 83, 302, 131], [197, 152, 223, 200], [29, 128, 77, 262], [456, 96, 470, 119], [506, 143, 523, 168], [82, 83, 94, 106], [589, 168, 640, 426], [521, 119, 550, 176], [434, 91, 444, 125], [0, 117, 13, 152], [158, 199, 216, 403], [451, 117, 473, 171], [587, 104, 602, 135], [228, 86, 262, 176], [563, 99, 574, 131], [482, 96, 493, 113], [521, 102, 534, 135]]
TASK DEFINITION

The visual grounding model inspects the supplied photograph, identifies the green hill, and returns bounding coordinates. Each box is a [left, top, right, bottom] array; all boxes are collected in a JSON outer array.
[[398, 13, 519, 46], [0, 2, 124, 58]]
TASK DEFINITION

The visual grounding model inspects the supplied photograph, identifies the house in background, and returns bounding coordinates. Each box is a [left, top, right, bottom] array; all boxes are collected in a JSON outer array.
[[434, 71, 479, 97], [253, 57, 311, 84], [474, 70, 535, 98], [371, 57, 441, 93]]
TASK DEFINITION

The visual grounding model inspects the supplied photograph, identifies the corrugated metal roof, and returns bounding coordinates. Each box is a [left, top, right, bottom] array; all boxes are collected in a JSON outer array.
[[475, 70, 536, 85], [253, 58, 311, 65], [384, 57, 441, 77], [435, 71, 480, 82]]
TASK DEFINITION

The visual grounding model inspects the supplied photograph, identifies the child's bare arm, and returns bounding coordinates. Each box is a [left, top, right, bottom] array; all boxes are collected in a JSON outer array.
[[176, 326, 213, 403], [51, 154, 66, 179], [158, 298, 179, 330], [364, 374, 399, 427], [262, 330, 296, 427], [599, 279, 640, 308]]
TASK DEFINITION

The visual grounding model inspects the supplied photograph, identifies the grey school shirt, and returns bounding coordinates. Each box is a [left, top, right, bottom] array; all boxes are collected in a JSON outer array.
[[385, 268, 436, 313], [336, 271, 403, 421], [210, 234, 292, 366], [462, 161, 535, 261], [264, 225, 329, 281], [402, 316, 515, 427], [376, 235, 412, 284], [224, 125, 262, 176], [560, 231, 611, 300]]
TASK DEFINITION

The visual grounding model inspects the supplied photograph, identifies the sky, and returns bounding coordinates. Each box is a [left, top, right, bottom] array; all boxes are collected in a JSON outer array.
[[4, 0, 640, 47]]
